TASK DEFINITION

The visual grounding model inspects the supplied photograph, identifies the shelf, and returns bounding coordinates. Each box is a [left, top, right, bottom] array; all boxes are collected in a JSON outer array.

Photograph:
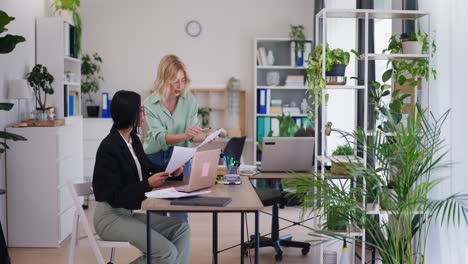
[[257, 38, 313, 42], [257, 86, 307, 90], [324, 226, 364, 237], [324, 173, 354, 180], [317, 155, 364, 164], [210, 107, 226, 111], [365, 203, 422, 215], [325, 85, 365, 90], [316, 8, 428, 19], [256, 113, 308, 117], [367, 131, 397, 137], [64, 82, 81, 86], [256, 66, 305, 70], [367, 53, 429, 60], [64, 56, 81, 63]]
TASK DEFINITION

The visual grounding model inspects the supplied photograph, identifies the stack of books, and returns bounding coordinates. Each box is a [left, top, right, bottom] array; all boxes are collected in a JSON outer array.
[[270, 99, 282, 114], [285, 75, 305, 87], [282, 106, 301, 115]]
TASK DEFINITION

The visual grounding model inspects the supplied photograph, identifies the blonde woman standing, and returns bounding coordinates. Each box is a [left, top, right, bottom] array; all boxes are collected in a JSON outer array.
[[144, 55, 217, 221]]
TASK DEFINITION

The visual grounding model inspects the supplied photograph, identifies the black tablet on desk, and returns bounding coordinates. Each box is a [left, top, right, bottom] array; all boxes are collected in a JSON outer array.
[[170, 197, 232, 207]]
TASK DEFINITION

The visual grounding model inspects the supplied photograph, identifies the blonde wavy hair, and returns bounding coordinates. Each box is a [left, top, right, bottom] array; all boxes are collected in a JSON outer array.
[[150, 55, 191, 101]]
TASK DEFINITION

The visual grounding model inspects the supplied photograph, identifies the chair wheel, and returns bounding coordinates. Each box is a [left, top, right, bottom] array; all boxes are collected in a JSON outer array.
[[301, 246, 310, 255], [82, 204, 89, 210], [275, 253, 283, 261]]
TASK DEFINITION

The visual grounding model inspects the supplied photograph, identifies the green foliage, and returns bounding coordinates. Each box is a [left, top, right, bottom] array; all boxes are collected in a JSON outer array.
[[51, 0, 80, 12], [0, 11, 27, 152], [306, 44, 360, 118], [0, 10, 26, 54], [0, 103, 27, 153], [257, 113, 299, 151], [332, 144, 353, 155], [197, 107, 212, 128], [81, 53, 103, 104], [27, 65, 55, 110], [383, 31, 436, 88], [286, 107, 468, 264]]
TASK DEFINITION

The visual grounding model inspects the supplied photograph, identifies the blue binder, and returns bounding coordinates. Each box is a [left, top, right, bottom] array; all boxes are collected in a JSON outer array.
[[68, 95, 75, 116], [257, 89, 267, 114], [102, 92, 110, 118]]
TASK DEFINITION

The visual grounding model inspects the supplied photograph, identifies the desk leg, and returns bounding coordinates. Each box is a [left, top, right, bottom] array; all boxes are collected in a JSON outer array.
[[212, 212, 218, 264], [255, 211, 259, 264], [147, 211, 151, 264], [241, 212, 245, 264]]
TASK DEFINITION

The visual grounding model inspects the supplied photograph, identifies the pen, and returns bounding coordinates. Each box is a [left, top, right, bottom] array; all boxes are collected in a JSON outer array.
[[201, 127, 211, 132]]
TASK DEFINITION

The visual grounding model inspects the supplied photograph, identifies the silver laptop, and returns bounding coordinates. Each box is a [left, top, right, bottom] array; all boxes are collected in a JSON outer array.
[[173, 149, 220, 192], [260, 137, 315, 172]]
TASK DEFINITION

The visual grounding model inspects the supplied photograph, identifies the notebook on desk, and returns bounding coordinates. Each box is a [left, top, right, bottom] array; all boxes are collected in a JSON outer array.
[[170, 197, 232, 207]]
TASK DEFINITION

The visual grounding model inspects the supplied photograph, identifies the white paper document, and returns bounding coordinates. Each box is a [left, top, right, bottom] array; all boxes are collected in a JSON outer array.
[[165, 146, 196, 174], [195, 128, 225, 149], [165, 129, 225, 174], [145, 187, 211, 199]]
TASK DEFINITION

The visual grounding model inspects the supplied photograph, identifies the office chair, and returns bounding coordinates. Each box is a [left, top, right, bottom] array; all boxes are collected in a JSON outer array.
[[243, 188, 310, 261], [223, 136, 246, 163], [67, 181, 130, 264]]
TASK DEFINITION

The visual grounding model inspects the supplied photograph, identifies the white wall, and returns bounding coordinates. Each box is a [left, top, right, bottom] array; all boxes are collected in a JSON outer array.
[[419, 0, 468, 263], [79, 0, 314, 163], [0, 0, 48, 240]]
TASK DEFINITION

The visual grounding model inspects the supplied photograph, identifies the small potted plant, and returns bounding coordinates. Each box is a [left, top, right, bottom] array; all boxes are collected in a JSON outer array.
[[81, 52, 104, 117], [400, 31, 428, 54], [330, 143, 354, 175], [197, 107, 212, 129], [289, 24, 306, 66], [26, 64, 55, 120]]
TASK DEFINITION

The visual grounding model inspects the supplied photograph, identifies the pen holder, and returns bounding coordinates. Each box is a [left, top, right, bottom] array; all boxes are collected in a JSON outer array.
[[229, 165, 239, 174]]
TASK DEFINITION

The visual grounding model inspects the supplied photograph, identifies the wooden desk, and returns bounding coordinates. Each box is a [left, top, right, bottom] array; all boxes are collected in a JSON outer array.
[[247, 172, 298, 180], [141, 177, 263, 264]]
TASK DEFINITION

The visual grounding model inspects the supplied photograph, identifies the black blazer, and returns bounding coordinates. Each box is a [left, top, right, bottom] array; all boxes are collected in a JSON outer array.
[[92, 128, 166, 210]]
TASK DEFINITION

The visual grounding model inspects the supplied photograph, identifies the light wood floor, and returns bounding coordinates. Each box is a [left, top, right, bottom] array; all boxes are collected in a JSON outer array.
[[9, 201, 319, 264]]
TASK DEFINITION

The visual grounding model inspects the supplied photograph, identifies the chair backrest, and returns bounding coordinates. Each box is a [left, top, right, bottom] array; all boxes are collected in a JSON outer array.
[[66, 180, 106, 264], [223, 136, 246, 163]]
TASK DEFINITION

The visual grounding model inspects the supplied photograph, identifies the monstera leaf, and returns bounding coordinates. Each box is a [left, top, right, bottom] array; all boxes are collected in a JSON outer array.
[[0, 10, 26, 54]]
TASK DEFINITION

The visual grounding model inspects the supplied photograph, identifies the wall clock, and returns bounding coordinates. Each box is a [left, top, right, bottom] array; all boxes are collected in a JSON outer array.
[[185, 20, 202, 37]]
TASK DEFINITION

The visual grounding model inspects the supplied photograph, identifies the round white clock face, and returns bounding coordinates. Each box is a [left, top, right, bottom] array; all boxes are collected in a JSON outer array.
[[186, 20, 202, 37]]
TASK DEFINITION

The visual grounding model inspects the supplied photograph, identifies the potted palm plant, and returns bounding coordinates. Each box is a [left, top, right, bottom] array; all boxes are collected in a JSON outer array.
[[286, 106, 468, 264], [81, 53, 103, 117], [26, 64, 55, 120]]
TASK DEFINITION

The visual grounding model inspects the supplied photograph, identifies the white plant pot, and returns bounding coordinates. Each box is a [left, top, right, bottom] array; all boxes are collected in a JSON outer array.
[[402, 41, 422, 54], [59, 10, 74, 25]]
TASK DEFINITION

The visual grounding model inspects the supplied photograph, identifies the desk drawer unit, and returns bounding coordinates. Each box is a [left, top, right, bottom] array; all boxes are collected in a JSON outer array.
[[6, 116, 83, 247]]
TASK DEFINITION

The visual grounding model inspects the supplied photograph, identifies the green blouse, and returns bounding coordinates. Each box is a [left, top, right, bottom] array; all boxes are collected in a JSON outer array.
[[143, 92, 200, 155]]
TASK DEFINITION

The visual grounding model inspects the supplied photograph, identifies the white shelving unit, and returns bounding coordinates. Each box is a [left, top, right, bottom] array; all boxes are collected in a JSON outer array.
[[313, 8, 431, 264], [253, 38, 313, 164], [37, 17, 82, 119]]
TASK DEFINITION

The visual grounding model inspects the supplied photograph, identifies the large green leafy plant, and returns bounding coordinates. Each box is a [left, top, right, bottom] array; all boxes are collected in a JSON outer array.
[[0, 10, 27, 152], [52, 0, 82, 56], [0, 10, 25, 54], [26, 65, 55, 111], [81, 53, 103, 104], [286, 106, 468, 264]]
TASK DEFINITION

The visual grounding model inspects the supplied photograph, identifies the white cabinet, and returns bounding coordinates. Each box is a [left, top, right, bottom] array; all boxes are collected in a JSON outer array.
[[6, 116, 83, 247], [83, 118, 113, 181]]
